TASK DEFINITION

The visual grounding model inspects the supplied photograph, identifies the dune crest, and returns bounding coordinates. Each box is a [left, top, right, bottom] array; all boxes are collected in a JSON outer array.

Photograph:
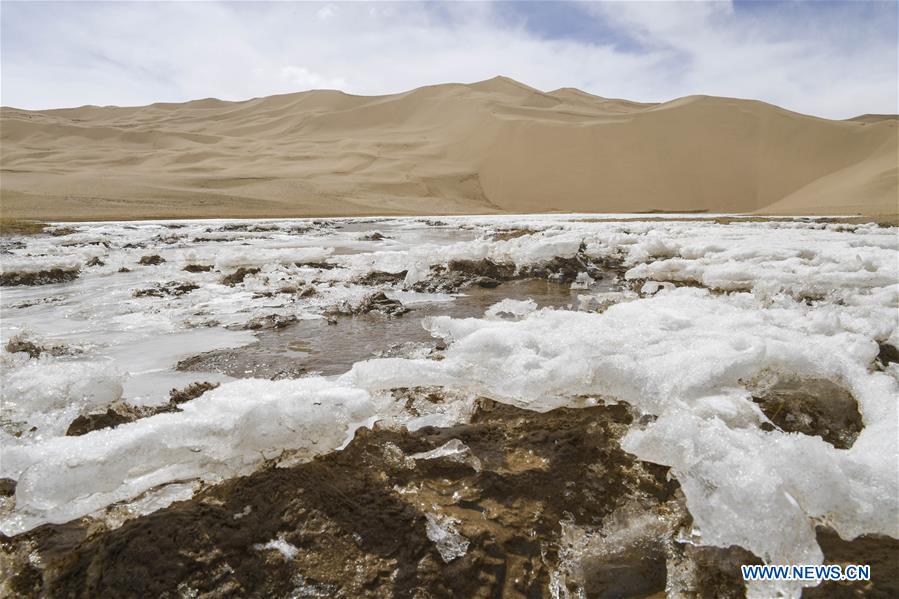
[[1, 76, 896, 220]]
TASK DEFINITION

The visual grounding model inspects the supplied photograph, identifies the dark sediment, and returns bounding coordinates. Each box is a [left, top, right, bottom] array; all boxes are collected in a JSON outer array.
[[220, 267, 261, 286], [412, 250, 607, 294], [4, 335, 72, 359], [0, 479, 16, 497], [877, 343, 899, 367], [354, 270, 408, 286], [167, 382, 220, 406], [751, 377, 863, 449], [2, 398, 893, 598], [0, 268, 80, 286], [66, 410, 133, 437], [807, 528, 899, 598], [183, 264, 214, 273], [328, 291, 409, 317], [132, 282, 199, 298], [137, 254, 165, 266], [242, 314, 299, 331]]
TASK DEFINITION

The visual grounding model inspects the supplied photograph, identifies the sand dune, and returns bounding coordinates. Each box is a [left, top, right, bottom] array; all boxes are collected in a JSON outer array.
[[1, 76, 896, 220]]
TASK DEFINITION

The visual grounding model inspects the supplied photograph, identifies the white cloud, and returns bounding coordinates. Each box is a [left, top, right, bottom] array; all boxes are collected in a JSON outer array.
[[316, 4, 336, 21], [0, 1, 894, 119], [280, 66, 347, 90]]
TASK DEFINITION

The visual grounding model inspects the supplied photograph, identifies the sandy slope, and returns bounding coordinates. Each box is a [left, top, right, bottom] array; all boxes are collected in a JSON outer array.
[[1, 76, 896, 220]]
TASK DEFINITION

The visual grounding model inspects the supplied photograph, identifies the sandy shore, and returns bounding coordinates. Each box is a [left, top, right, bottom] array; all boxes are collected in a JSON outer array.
[[1, 77, 896, 221]]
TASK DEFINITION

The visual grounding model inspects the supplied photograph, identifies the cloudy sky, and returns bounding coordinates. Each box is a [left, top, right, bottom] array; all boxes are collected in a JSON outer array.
[[1, 1, 896, 119]]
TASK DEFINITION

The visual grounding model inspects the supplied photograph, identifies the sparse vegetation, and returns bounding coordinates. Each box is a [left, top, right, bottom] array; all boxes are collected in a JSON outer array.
[[0, 218, 46, 236]]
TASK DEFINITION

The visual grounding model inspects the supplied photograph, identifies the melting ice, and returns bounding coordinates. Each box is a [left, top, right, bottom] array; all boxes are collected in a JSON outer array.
[[1, 215, 897, 597]]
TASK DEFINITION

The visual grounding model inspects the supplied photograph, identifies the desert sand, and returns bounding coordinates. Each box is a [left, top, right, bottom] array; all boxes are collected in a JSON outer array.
[[1, 76, 896, 220]]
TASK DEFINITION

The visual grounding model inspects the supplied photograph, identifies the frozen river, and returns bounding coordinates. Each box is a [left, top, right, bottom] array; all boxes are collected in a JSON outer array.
[[1, 214, 897, 597]]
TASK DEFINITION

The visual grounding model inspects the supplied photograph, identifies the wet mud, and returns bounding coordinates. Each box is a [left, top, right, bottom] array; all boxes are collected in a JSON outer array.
[[1, 400, 680, 598], [751, 377, 863, 449], [3, 397, 890, 598]]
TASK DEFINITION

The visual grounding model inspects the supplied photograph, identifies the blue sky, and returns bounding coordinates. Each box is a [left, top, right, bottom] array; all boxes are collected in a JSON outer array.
[[1, 1, 896, 119]]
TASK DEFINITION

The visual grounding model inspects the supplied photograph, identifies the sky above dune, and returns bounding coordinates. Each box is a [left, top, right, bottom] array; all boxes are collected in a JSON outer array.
[[1, 1, 896, 119]]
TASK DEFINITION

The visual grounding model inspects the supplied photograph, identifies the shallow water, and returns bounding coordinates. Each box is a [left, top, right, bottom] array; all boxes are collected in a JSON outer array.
[[181, 277, 602, 378]]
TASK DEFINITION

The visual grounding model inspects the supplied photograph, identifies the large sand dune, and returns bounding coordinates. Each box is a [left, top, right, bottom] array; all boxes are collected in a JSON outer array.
[[1, 76, 896, 220]]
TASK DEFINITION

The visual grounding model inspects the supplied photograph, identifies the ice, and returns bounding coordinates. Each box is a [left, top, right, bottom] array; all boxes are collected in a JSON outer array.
[[551, 505, 680, 598], [102, 482, 200, 530], [425, 512, 469, 562], [570, 272, 595, 289], [410, 439, 482, 472], [0, 255, 84, 274], [345, 286, 899, 589], [575, 290, 636, 312], [0, 377, 389, 535], [337, 228, 586, 286], [1, 215, 897, 596], [1, 356, 124, 436], [484, 298, 538, 319], [253, 535, 299, 560], [211, 246, 333, 269]]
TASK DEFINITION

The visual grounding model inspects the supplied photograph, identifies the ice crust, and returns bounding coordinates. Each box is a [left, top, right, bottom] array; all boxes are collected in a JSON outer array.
[[1, 215, 897, 597], [0, 378, 388, 535], [1, 357, 123, 437]]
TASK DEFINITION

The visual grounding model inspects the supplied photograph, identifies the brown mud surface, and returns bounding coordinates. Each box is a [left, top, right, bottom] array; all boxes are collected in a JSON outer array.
[[137, 254, 166, 266], [751, 377, 864, 449], [0, 268, 80, 287]]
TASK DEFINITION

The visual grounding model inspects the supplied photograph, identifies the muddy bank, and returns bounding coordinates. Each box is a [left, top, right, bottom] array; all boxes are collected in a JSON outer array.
[[3, 399, 679, 598], [2, 396, 895, 598]]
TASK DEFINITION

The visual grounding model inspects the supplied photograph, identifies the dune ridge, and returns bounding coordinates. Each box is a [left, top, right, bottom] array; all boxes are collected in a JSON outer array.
[[1, 76, 896, 220]]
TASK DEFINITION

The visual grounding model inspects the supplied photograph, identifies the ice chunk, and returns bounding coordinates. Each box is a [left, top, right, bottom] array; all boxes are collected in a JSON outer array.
[[410, 439, 482, 472], [570, 272, 595, 290], [484, 298, 538, 320], [0, 377, 388, 535], [1, 358, 124, 436], [575, 290, 635, 312], [425, 513, 469, 562]]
